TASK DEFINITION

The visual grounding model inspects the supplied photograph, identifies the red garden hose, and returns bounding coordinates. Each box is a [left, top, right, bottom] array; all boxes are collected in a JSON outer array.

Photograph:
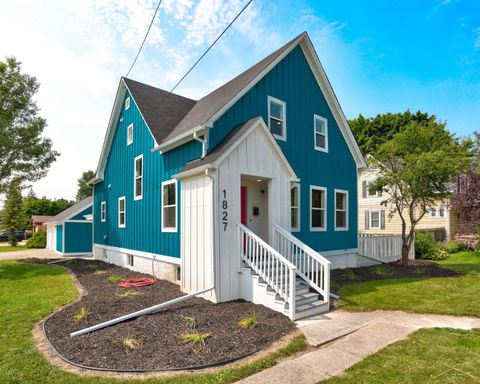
[[118, 277, 155, 288]]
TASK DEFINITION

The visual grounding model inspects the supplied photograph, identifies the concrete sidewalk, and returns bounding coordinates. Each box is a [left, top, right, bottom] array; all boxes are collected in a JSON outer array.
[[238, 310, 480, 384], [0, 248, 59, 260]]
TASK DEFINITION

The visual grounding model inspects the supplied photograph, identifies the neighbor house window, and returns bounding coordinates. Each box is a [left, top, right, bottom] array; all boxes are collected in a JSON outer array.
[[314, 115, 328, 152], [439, 207, 445, 217], [134, 154, 143, 200], [430, 207, 437, 218], [127, 254, 134, 267], [125, 97, 130, 110], [101, 201, 106, 222], [118, 196, 126, 228], [127, 123, 133, 145], [335, 190, 348, 230], [162, 180, 177, 232], [268, 96, 286, 141], [310, 186, 326, 231], [291, 184, 300, 231], [369, 211, 381, 229]]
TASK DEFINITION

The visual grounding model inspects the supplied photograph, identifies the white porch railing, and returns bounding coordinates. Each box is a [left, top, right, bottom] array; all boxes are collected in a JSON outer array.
[[238, 223, 297, 319], [358, 233, 415, 265], [272, 224, 330, 303]]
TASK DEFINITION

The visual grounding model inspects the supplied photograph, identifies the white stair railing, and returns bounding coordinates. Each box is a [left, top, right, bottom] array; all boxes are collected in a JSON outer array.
[[238, 223, 297, 320], [272, 224, 330, 303]]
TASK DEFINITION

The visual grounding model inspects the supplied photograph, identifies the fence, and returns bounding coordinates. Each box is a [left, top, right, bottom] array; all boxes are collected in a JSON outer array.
[[358, 233, 415, 267]]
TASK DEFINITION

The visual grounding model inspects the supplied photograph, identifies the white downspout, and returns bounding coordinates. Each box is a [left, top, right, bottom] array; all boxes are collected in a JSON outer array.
[[193, 131, 206, 158]]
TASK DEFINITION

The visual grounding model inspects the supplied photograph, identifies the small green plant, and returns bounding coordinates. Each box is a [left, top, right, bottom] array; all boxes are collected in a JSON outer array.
[[375, 266, 393, 277], [118, 290, 140, 298], [181, 331, 212, 350], [122, 334, 141, 350], [344, 268, 356, 281], [26, 230, 46, 248], [238, 313, 258, 329], [182, 316, 196, 329], [73, 307, 90, 321], [64, 259, 78, 265], [414, 266, 427, 276], [107, 274, 124, 283], [85, 264, 100, 271], [93, 270, 106, 275]]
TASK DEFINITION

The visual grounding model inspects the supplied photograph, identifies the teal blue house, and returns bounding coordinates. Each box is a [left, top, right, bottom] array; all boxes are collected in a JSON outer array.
[[45, 197, 93, 256], [91, 32, 366, 320]]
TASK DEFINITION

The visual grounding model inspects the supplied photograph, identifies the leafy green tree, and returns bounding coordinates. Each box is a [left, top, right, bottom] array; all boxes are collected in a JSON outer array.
[[0, 57, 59, 194], [22, 197, 74, 218], [349, 110, 437, 155], [1, 181, 23, 245], [370, 120, 472, 266], [76, 170, 95, 201]]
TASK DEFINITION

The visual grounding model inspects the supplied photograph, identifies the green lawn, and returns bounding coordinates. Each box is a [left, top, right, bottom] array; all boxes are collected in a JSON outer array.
[[323, 328, 480, 384], [339, 251, 480, 316], [0, 260, 306, 384], [0, 245, 27, 252]]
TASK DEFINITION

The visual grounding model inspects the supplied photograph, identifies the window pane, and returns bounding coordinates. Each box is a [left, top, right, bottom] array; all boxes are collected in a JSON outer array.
[[135, 178, 142, 197], [312, 209, 324, 228], [439, 208, 445, 217], [371, 212, 379, 227], [135, 158, 142, 176], [312, 189, 324, 209], [270, 118, 283, 136], [291, 208, 298, 228], [163, 183, 176, 205], [291, 186, 298, 206], [120, 199, 125, 211], [315, 118, 325, 134], [336, 192, 346, 210], [336, 211, 346, 228], [315, 133, 326, 149], [120, 212, 125, 225], [270, 101, 283, 119], [164, 206, 176, 228]]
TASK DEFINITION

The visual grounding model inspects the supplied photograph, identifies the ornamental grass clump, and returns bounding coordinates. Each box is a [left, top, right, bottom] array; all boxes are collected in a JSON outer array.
[[122, 334, 142, 350], [238, 313, 258, 329], [118, 290, 140, 298], [73, 307, 90, 321], [180, 315, 212, 351], [107, 274, 124, 283]]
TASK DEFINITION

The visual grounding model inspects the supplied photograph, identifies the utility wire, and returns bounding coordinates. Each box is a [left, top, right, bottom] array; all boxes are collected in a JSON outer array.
[[125, 0, 163, 78], [150, 0, 253, 114]]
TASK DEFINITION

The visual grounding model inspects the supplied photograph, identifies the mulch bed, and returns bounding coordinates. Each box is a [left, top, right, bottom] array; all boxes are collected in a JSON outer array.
[[331, 259, 462, 294], [21, 258, 296, 371]]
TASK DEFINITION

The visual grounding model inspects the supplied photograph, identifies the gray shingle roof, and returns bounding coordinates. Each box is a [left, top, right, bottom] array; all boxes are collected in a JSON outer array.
[[47, 196, 93, 224]]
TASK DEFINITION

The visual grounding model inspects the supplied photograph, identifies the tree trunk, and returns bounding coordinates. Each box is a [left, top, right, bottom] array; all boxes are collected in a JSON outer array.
[[401, 243, 410, 267]]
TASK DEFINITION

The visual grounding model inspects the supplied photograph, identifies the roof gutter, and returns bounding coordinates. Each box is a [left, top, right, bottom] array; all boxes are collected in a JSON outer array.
[[152, 125, 206, 154]]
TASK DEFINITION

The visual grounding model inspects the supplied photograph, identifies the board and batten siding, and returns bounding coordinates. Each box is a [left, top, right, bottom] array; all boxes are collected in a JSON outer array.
[[56, 225, 63, 253], [208, 45, 358, 252], [70, 206, 92, 221], [64, 222, 93, 254], [93, 90, 202, 258]]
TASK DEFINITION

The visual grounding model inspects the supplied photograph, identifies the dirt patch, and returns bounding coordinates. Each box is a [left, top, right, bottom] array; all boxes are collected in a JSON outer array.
[[331, 260, 462, 293], [30, 259, 295, 371]]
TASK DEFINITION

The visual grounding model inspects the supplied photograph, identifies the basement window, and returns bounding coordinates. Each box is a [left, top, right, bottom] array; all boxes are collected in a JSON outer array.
[[176, 266, 181, 282], [127, 254, 134, 267]]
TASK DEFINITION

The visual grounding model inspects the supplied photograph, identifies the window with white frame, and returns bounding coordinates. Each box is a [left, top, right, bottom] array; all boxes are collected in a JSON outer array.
[[310, 186, 326, 231], [367, 181, 378, 196], [335, 190, 348, 230], [314, 115, 328, 152], [162, 180, 177, 232], [370, 210, 381, 229], [127, 123, 133, 145], [429, 207, 437, 217], [291, 184, 300, 231], [101, 201, 106, 222], [134, 155, 143, 200], [125, 97, 130, 110], [268, 96, 286, 140], [438, 206, 445, 217], [118, 196, 126, 228]]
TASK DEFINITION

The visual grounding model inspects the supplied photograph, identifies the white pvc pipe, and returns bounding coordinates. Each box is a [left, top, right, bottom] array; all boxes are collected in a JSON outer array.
[[70, 286, 214, 337]]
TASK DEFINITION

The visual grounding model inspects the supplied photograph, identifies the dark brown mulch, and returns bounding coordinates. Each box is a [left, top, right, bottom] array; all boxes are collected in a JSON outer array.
[[331, 259, 462, 293], [33, 259, 295, 371]]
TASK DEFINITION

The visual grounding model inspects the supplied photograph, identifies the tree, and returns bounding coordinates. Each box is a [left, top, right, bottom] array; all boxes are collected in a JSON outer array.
[[0, 57, 59, 194], [370, 120, 472, 266], [1, 181, 23, 245], [76, 170, 95, 201], [22, 197, 74, 218], [349, 110, 437, 155]]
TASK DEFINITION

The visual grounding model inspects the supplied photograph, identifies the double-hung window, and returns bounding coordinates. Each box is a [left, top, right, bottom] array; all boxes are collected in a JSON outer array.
[[100, 201, 106, 222], [314, 115, 328, 152], [291, 184, 300, 231], [127, 123, 133, 145], [268, 96, 286, 141], [118, 196, 126, 228], [162, 180, 177, 232], [310, 186, 326, 231], [125, 96, 130, 110], [335, 190, 348, 230], [369, 210, 381, 229], [134, 155, 143, 200]]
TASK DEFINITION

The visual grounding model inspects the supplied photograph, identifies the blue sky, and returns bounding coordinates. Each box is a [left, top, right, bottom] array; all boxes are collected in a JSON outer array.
[[0, 0, 479, 199]]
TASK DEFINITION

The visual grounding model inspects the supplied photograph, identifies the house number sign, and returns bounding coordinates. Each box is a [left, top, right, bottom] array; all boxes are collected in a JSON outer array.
[[222, 189, 228, 231]]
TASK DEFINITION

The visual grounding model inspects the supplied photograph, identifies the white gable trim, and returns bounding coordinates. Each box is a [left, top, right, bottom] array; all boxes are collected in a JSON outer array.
[[44, 201, 93, 225]]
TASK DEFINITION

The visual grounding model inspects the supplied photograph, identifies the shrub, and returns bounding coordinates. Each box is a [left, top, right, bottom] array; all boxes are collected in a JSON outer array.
[[415, 232, 448, 260], [439, 240, 468, 254], [452, 234, 479, 251], [26, 230, 46, 249]]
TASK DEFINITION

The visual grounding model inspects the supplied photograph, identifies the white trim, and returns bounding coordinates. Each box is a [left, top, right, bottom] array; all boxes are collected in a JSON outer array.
[[134, 154, 143, 200], [310, 185, 327, 232], [320, 248, 359, 257], [125, 96, 130, 110], [369, 210, 381, 230], [127, 123, 134, 146], [313, 114, 328, 153], [118, 196, 126, 228], [153, 126, 206, 153], [65, 220, 93, 224], [161, 179, 177, 232], [291, 183, 300, 232], [101, 201, 106, 222], [267, 95, 287, 141], [94, 243, 181, 265], [334, 189, 348, 231], [57, 252, 93, 256]]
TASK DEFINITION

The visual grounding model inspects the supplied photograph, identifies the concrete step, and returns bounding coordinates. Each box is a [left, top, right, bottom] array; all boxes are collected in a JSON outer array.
[[295, 300, 329, 320], [296, 292, 320, 306]]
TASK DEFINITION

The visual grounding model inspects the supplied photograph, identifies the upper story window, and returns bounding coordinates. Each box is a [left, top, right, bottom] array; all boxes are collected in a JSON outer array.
[[268, 96, 286, 141], [369, 210, 381, 229], [162, 179, 177, 232], [430, 207, 446, 218], [127, 124, 134, 146], [335, 190, 348, 230], [310, 186, 326, 231], [362, 180, 381, 198], [291, 184, 300, 232], [100, 201, 106, 222], [118, 196, 126, 228], [429, 207, 437, 217], [134, 155, 143, 200], [314, 115, 328, 152], [125, 97, 130, 110]]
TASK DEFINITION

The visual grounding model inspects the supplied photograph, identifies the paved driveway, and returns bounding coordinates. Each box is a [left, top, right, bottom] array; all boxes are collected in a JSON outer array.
[[0, 248, 58, 260]]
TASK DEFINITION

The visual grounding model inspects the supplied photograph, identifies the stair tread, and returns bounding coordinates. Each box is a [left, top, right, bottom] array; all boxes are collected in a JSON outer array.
[[296, 300, 328, 312]]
